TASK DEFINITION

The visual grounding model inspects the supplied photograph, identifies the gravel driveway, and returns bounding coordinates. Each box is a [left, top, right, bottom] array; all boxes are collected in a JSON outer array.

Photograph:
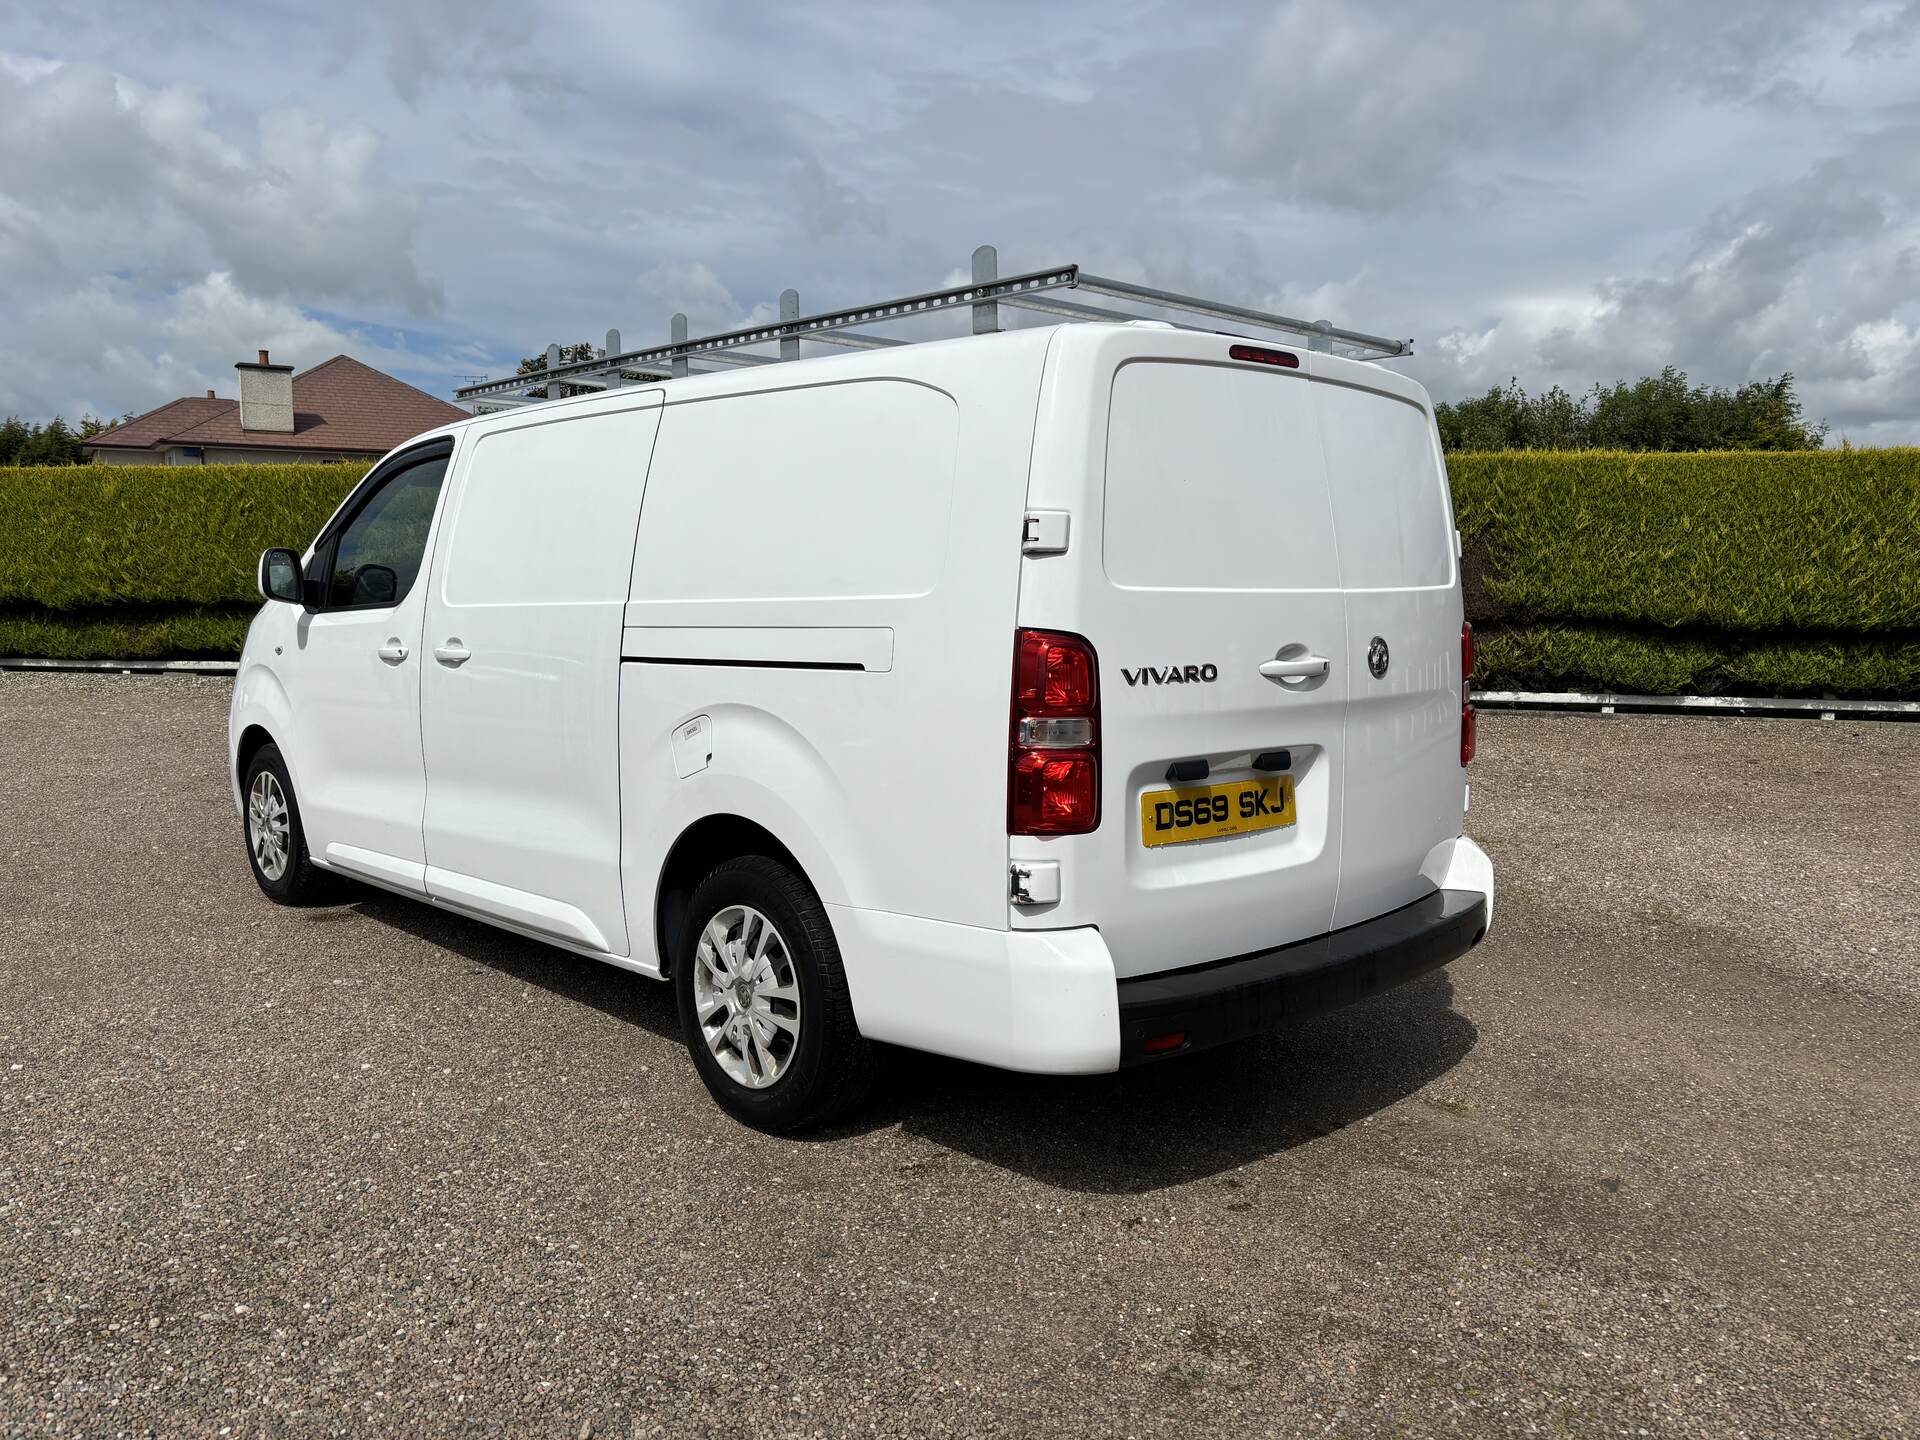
[[2, 673, 1915, 1437]]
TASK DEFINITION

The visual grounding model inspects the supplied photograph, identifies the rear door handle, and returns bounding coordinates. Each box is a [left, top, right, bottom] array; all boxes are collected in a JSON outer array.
[[1259, 656, 1330, 680], [433, 640, 471, 667], [376, 639, 409, 665]]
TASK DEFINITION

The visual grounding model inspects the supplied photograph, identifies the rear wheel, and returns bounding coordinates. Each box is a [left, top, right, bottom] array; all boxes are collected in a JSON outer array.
[[242, 743, 334, 905], [674, 855, 873, 1133]]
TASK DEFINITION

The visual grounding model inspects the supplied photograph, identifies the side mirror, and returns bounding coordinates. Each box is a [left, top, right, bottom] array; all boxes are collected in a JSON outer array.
[[258, 548, 304, 605]]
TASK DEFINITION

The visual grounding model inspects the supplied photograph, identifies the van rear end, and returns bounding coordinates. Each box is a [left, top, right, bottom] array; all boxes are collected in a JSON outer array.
[[1012, 325, 1491, 1062]]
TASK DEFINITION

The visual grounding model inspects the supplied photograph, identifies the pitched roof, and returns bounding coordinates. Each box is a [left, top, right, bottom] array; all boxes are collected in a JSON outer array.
[[83, 356, 469, 455], [81, 395, 236, 450]]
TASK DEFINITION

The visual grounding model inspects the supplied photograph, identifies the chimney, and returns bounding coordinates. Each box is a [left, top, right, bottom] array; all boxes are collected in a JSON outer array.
[[235, 348, 295, 432], [206, 390, 215, 399]]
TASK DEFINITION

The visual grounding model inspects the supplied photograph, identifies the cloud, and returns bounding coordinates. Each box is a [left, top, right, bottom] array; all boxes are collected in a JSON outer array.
[[0, 60, 438, 311], [0, 51, 444, 418], [1, 3, 1917, 443], [1400, 125, 1920, 443], [1220, 0, 1844, 214]]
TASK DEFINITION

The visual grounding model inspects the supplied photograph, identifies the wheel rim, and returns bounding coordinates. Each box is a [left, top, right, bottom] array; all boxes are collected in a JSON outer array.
[[248, 771, 291, 881], [692, 904, 802, 1090]]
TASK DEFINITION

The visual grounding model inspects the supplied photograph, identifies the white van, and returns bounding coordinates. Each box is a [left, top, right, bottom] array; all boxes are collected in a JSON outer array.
[[231, 316, 1493, 1131]]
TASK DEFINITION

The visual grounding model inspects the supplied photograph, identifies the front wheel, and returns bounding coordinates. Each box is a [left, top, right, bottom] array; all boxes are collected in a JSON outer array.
[[674, 855, 874, 1133], [241, 742, 335, 905]]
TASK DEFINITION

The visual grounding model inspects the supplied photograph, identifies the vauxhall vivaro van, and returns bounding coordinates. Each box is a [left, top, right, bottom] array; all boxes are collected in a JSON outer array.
[[231, 311, 1493, 1131]]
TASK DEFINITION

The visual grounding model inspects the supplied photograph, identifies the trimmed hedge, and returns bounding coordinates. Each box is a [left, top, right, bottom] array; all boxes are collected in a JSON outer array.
[[0, 605, 256, 660], [1473, 626, 1920, 699], [2, 452, 1917, 693], [0, 464, 361, 608], [1448, 449, 1920, 633]]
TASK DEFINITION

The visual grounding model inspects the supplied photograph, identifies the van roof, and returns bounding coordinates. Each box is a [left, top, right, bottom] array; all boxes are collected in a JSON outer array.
[[411, 321, 1430, 456], [453, 251, 1412, 416]]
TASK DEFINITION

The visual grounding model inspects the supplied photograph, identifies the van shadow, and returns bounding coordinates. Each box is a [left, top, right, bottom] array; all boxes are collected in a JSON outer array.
[[338, 889, 687, 1045], [860, 973, 1476, 1193], [337, 889, 1477, 1195]]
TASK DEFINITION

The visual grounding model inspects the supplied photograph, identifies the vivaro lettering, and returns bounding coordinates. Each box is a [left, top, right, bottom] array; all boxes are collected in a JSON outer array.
[[1122, 663, 1218, 687]]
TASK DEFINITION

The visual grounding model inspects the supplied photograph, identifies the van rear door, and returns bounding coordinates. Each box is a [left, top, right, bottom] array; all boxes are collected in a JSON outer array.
[[1018, 346, 1351, 979], [1313, 365, 1465, 927]]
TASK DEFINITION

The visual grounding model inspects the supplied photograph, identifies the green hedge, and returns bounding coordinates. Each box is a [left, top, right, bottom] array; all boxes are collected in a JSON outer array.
[[1448, 449, 1920, 633], [1473, 626, 1920, 699], [0, 464, 361, 608], [2, 453, 1917, 694], [0, 605, 256, 660]]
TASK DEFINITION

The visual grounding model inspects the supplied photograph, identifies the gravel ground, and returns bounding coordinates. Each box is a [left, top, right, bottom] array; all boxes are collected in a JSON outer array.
[[1, 672, 1915, 1438]]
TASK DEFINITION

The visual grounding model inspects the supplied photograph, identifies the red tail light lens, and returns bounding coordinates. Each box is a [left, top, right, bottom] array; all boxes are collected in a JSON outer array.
[[1009, 629, 1100, 835], [1011, 750, 1099, 833], [1460, 621, 1476, 766], [1016, 630, 1096, 714]]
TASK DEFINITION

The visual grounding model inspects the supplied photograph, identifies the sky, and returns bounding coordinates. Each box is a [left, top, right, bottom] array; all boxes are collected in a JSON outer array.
[[3, 0, 1918, 442]]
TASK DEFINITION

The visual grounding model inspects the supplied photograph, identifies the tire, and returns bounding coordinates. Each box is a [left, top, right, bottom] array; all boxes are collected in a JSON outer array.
[[674, 855, 875, 1133], [240, 742, 335, 906]]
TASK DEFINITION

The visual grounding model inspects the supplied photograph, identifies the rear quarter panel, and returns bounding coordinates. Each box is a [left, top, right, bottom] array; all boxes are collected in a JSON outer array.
[[617, 336, 1055, 970]]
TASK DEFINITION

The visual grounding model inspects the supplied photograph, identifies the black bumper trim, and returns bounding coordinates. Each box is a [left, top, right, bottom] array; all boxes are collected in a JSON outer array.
[[1116, 888, 1487, 1064]]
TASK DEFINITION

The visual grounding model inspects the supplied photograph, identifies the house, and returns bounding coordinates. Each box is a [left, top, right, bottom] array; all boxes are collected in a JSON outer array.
[[82, 351, 469, 466]]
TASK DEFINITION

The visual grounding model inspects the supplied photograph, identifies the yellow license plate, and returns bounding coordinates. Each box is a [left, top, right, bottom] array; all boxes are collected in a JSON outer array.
[[1140, 774, 1296, 848]]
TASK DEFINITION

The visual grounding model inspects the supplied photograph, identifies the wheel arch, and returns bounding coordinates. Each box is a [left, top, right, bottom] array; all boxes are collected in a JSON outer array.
[[653, 814, 810, 978], [228, 659, 299, 813]]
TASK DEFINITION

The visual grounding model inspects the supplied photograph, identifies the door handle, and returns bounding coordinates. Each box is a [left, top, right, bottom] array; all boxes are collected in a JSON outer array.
[[433, 640, 471, 667], [376, 639, 409, 665], [1259, 655, 1330, 680]]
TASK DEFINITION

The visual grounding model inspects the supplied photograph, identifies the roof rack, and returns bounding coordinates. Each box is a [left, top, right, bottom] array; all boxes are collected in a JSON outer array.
[[454, 244, 1412, 410]]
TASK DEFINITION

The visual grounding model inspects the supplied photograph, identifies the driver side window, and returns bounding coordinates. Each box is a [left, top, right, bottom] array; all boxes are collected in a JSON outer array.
[[321, 452, 450, 609]]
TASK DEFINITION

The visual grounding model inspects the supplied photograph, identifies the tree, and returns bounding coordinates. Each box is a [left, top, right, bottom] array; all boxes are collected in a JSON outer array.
[[1432, 367, 1827, 452], [19, 416, 85, 466], [516, 341, 598, 400], [0, 416, 28, 465], [76, 413, 132, 440]]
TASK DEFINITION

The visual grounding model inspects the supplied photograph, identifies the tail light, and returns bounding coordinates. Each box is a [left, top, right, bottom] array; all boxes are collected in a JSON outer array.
[[1009, 629, 1100, 835], [1460, 621, 1477, 766]]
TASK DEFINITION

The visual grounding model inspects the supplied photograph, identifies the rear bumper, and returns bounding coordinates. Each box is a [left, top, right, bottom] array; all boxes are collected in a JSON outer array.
[[829, 835, 1491, 1075], [1116, 887, 1488, 1065]]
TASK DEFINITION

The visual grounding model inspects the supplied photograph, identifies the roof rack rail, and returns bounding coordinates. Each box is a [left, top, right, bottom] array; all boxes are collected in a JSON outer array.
[[455, 244, 1412, 410]]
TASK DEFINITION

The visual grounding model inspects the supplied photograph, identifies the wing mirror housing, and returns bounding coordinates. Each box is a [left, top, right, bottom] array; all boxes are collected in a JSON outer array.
[[257, 548, 304, 605]]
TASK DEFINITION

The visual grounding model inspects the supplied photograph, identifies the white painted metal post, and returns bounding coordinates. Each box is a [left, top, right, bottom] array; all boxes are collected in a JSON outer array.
[[603, 329, 622, 388], [671, 313, 688, 378], [780, 290, 800, 362], [545, 342, 562, 399], [972, 245, 998, 334]]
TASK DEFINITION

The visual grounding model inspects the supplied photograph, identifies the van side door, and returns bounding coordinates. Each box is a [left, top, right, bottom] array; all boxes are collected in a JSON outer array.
[[417, 396, 665, 954], [287, 439, 453, 891]]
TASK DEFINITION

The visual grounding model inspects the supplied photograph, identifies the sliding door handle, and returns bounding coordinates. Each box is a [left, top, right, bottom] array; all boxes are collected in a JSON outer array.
[[433, 640, 471, 667]]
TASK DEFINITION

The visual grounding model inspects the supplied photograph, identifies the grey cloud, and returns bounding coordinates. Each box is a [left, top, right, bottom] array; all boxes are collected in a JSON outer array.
[[3, 1, 1918, 444], [0, 62, 439, 313], [1219, 0, 1860, 214]]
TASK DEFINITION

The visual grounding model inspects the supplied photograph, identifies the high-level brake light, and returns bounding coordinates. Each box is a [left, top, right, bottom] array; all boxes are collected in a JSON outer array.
[[1227, 343, 1300, 369], [1009, 630, 1101, 835]]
